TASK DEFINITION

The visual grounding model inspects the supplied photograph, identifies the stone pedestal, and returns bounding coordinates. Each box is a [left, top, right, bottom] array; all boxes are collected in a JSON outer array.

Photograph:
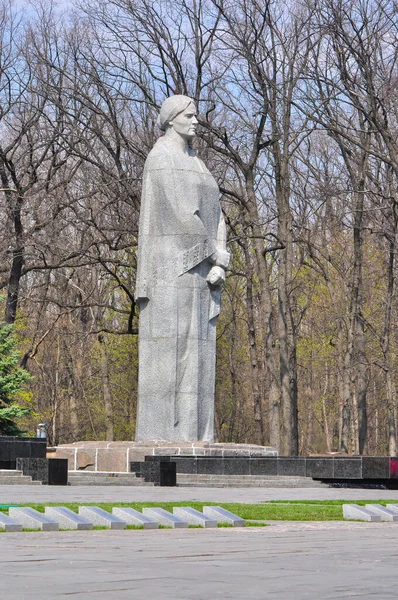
[[53, 441, 278, 472]]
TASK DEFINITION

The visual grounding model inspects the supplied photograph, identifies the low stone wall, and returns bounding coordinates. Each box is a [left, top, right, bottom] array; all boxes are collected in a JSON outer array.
[[53, 441, 278, 472], [146, 455, 398, 480], [16, 457, 68, 485], [0, 436, 47, 470]]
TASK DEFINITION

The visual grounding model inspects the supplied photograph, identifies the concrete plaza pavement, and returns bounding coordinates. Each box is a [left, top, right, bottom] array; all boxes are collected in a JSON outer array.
[[1, 521, 398, 599], [1, 485, 398, 599], [1, 483, 398, 503]]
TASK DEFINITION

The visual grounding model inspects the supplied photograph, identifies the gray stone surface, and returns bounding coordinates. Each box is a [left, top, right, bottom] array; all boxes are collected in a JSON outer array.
[[334, 458, 362, 479], [142, 507, 188, 528], [362, 457, 390, 478], [45, 507, 93, 530], [386, 503, 398, 515], [1, 484, 398, 504], [8, 507, 59, 531], [0, 512, 22, 532], [78, 506, 126, 529], [4, 524, 398, 599], [173, 506, 217, 527], [343, 504, 381, 522], [203, 506, 245, 526], [365, 504, 398, 521], [112, 507, 159, 529], [16, 457, 48, 484], [54, 442, 277, 471], [135, 95, 230, 442]]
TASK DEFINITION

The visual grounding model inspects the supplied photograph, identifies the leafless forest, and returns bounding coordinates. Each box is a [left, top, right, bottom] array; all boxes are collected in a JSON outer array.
[[1, 0, 397, 455]]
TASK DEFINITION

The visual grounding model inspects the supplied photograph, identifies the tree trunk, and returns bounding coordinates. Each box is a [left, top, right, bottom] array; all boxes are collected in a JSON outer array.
[[244, 175, 281, 449], [98, 334, 114, 441], [244, 244, 264, 445], [0, 159, 24, 325], [275, 156, 298, 456]]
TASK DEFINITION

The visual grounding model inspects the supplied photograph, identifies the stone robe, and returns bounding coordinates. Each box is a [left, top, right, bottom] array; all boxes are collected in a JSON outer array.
[[134, 137, 228, 442]]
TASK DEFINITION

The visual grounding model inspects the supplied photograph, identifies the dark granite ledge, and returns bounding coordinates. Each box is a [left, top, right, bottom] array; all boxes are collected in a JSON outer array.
[[137, 455, 398, 481]]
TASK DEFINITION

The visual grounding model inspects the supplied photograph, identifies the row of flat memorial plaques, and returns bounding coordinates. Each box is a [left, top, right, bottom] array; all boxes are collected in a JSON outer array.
[[0, 506, 245, 532], [343, 503, 398, 522]]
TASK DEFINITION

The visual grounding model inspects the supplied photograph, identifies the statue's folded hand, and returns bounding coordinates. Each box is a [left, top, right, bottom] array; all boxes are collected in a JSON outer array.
[[207, 265, 225, 287], [209, 249, 230, 269]]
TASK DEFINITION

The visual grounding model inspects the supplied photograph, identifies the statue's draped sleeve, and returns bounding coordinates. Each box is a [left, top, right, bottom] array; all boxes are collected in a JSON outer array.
[[135, 139, 227, 304]]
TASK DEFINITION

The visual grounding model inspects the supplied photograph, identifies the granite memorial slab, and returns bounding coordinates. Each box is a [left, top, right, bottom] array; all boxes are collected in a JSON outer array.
[[202, 506, 245, 526], [0, 512, 23, 532], [386, 504, 398, 515], [9, 507, 59, 531], [112, 507, 159, 529], [142, 507, 188, 528], [78, 507, 126, 529], [173, 507, 217, 528], [45, 507, 93, 530], [342, 504, 381, 522], [364, 504, 398, 522]]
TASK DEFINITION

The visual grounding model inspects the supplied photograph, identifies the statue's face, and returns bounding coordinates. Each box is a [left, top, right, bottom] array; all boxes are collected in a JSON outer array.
[[170, 103, 198, 140]]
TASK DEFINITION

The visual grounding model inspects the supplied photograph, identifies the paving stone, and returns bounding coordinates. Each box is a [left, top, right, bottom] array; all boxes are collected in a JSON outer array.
[[142, 507, 188, 528], [45, 507, 93, 530], [112, 507, 159, 529], [78, 506, 126, 529], [202, 506, 245, 526], [386, 504, 398, 515], [342, 504, 381, 522], [0, 512, 23, 532], [364, 504, 398, 522], [8, 507, 59, 531], [173, 507, 217, 527]]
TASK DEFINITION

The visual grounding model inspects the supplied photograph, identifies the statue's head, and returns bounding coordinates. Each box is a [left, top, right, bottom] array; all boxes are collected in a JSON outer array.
[[157, 95, 198, 141]]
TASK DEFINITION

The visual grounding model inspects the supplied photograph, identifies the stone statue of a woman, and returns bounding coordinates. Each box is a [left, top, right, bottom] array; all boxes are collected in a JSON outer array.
[[134, 95, 230, 442]]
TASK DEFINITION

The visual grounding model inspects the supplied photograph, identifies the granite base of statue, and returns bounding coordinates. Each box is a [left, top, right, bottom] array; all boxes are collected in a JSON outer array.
[[53, 440, 278, 472]]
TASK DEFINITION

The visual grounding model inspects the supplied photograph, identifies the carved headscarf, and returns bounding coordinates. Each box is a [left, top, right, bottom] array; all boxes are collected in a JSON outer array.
[[157, 95, 195, 131]]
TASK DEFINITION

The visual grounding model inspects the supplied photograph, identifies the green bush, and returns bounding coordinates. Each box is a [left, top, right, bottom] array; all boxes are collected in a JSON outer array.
[[0, 323, 32, 435]]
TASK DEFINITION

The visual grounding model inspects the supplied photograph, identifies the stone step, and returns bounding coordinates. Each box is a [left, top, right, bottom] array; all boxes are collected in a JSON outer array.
[[0, 470, 42, 485], [178, 482, 325, 488], [177, 474, 326, 488], [177, 474, 316, 481], [68, 471, 154, 486], [68, 470, 140, 478], [0, 469, 26, 477]]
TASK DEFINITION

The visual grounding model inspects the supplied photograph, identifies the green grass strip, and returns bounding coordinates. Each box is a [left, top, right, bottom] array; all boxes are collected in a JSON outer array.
[[12, 500, 397, 522]]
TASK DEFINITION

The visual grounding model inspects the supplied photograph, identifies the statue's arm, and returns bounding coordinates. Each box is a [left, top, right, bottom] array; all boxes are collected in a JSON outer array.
[[134, 169, 153, 304], [207, 209, 230, 287], [209, 210, 230, 269]]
